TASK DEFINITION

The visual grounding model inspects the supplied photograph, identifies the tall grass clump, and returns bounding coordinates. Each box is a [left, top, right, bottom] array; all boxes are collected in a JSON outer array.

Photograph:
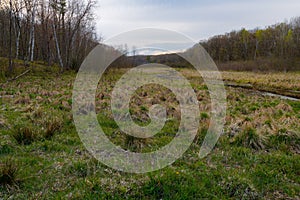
[[0, 159, 18, 186], [43, 117, 62, 139], [11, 124, 36, 145], [231, 127, 268, 150]]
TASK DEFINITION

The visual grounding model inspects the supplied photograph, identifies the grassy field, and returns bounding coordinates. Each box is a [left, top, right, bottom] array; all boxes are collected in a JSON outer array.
[[0, 63, 299, 199]]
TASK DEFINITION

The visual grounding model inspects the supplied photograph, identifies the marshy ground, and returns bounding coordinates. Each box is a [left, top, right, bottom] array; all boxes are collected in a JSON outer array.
[[0, 62, 299, 199]]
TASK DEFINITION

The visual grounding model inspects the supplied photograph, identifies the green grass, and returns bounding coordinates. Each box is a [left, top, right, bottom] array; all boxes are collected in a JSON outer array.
[[0, 158, 19, 186], [0, 63, 299, 199], [288, 101, 300, 113]]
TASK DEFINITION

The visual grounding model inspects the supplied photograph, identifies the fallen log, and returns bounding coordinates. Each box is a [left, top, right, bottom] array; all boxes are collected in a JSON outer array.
[[7, 69, 31, 82]]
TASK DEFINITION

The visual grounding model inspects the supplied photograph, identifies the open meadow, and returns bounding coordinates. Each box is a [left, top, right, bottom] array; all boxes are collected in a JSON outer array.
[[0, 61, 299, 199], [1, 0, 300, 199]]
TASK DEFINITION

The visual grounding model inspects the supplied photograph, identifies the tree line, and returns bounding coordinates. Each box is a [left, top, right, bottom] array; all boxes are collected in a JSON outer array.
[[201, 17, 300, 71], [0, 0, 99, 73], [111, 17, 300, 71]]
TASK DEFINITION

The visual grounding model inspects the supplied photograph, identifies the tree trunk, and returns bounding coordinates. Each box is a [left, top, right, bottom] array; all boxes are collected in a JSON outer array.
[[15, 28, 20, 59], [8, 0, 13, 74], [254, 41, 258, 60], [53, 22, 64, 71], [30, 2, 36, 62]]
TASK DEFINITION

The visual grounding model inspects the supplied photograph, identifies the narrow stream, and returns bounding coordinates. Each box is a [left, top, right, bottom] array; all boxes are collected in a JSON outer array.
[[224, 81, 300, 101], [261, 92, 299, 101]]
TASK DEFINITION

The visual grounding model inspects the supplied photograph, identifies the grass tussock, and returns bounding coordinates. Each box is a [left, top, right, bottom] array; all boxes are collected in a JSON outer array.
[[31, 107, 44, 118], [124, 135, 148, 152], [269, 130, 300, 153], [223, 177, 259, 199], [11, 125, 37, 145], [0, 159, 18, 186], [43, 117, 63, 139], [231, 127, 268, 150]]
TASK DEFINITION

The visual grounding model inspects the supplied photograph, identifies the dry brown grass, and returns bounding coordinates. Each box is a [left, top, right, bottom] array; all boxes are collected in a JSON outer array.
[[221, 71, 300, 92]]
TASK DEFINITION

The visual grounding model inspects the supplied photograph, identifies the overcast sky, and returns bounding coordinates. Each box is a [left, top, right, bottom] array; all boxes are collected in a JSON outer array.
[[95, 0, 300, 54]]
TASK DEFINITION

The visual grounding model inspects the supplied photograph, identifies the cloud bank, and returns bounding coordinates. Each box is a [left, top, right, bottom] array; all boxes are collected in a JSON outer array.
[[95, 0, 300, 54]]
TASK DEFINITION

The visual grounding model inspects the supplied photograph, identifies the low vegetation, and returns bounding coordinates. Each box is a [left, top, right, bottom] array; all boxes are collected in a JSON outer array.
[[0, 159, 19, 186], [0, 63, 299, 199]]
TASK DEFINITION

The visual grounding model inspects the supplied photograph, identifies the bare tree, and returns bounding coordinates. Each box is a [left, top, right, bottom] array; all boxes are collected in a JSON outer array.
[[29, 0, 36, 61], [8, 0, 13, 73], [51, 1, 64, 71], [13, 0, 23, 59], [0, 0, 98, 72]]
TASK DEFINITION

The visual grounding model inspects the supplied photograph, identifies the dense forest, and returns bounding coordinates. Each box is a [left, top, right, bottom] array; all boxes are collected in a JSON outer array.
[[201, 17, 300, 71], [0, 0, 99, 73]]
